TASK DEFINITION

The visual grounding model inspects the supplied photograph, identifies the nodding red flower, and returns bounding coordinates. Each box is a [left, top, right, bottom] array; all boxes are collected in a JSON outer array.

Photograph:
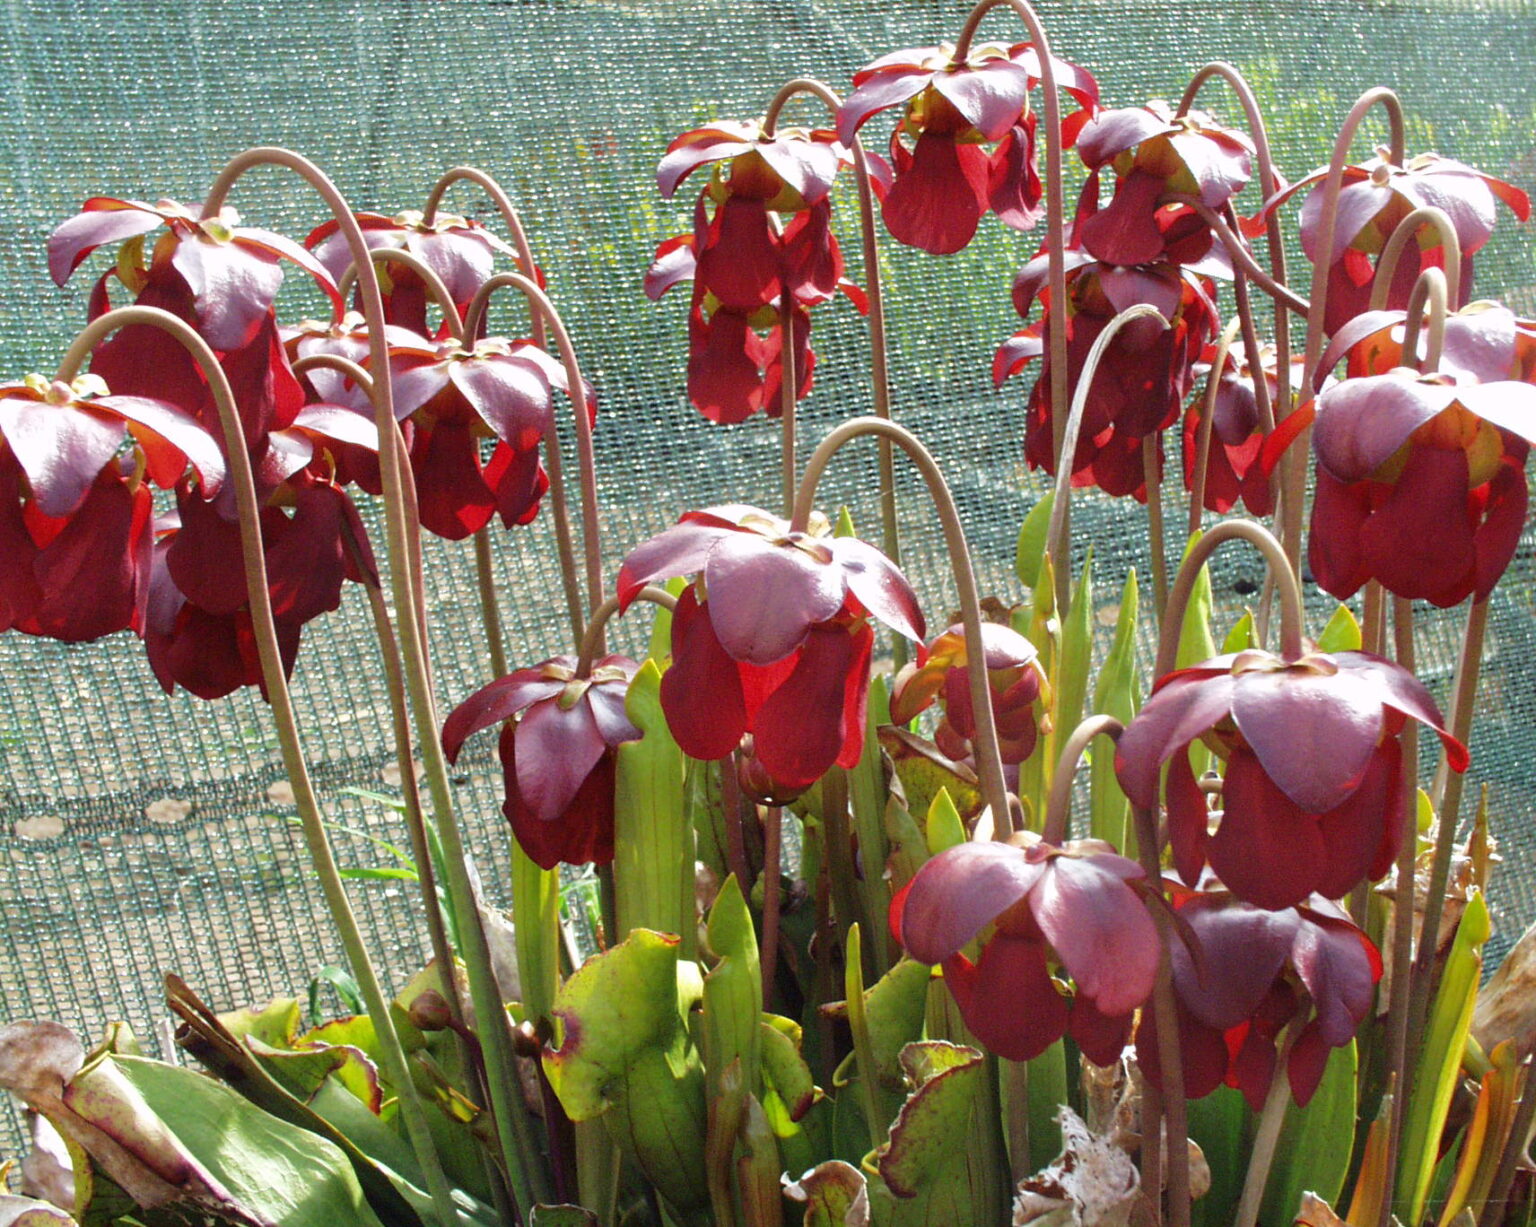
[[50, 197, 340, 352], [1183, 342, 1307, 516], [1324, 299, 1536, 384], [1261, 150, 1530, 334], [891, 834, 1159, 1064], [1136, 889, 1381, 1110], [306, 209, 521, 336], [889, 621, 1045, 764], [0, 373, 224, 642], [648, 121, 870, 424], [1115, 647, 1468, 911], [616, 505, 923, 801], [837, 42, 1097, 254], [1305, 367, 1536, 607], [1076, 102, 1256, 267], [144, 401, 380, 701], [441, 655, 642, 869], [997, 251, 1219, 500]]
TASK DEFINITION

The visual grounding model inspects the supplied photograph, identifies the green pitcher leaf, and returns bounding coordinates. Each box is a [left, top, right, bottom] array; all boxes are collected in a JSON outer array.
[[760, 1017, 818, 1128], [0, 1194, 78, 1225], [1175, 532, 1218, 670], [1046, 550, 1093, 809], [1090, 570, 1140, 853], [702, 875, 762, 1224], [1221, 609, 1257, 654], [924, 789, 966, 857], [783, 1159, 870, 1227], [1186, 1084, 1250, 1227], [1316, 604, 1363, 654], [544, 929, 709, 1218], [847, 676, 895, 972], [1015, 493, 1054, 591], [529, 1205, 600, 1226], [878, 728, 982, 826]]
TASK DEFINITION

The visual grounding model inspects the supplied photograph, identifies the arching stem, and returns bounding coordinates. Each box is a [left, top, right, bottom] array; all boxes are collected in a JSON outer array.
[[336, 247, 466, 341], [465, 271, 604, 647], [762, 78, 901, 571], [1165, 196, 1309, 319], [1287, 89, 1407, 573], [201, 146, 549, 1213], [791, 417, 1011, 832], [1045, 304, 1169, 615], [1156, 519, 1303, 679], [1370, 205, 1462, 314], [1041, 715, 1123, 845], [1400, 266, 1449, 374], [953, 0, 1070, 467], [57, 307, 464, 1227], [573, 587, 679, 679]]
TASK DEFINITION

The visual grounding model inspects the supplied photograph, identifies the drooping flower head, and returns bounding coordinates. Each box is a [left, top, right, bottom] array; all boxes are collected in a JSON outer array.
[[306, 209, 521, 336], [1136, 887, 1381, 1110], [837, 42, 1098, 254], [1075, 101, 1256, 267], [0, 372, 223, 642], [442, 655, 642, 869], [892, 834, 1159, 1064], [890, 621, 1045, 764], [647, 121, 870, 423], [1115, 647, 1468, 910], [617, 505, 923, 800], [1262, 150, 1530, 334], [1306, 366, 1536, 606], [1183, 342, 1307, 517]]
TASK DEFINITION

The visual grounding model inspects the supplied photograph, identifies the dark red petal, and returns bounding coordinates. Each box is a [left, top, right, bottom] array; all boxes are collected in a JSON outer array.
[[441, 667, 569, 762], [0, 400, 126, 518], [29, 476, 148, 641], [1076, 107, 1173, 169], [1171, 895, 1299, 1031], [1315, 740, 1400, 899], [1166, 744, 1211, 888], [943, 937, 1068, 1062], [751, 623, 864, 792], [166, 489, 250, 617], [1231, 1021, 1278, 1112], [409, 418, 496, 541], [1290, 912, 1380, 1046], [644, 234, 696, 300], [171, 237, 286, 352], [1230, 664, 1383, 814], [1033, 854, 1157, 1016], [656, 129, 757, 198], [264, 485, 348, 625], [403, 230, 497, 308], [696, 196, 781, 313], [757, 135, 843, 206], [1209, 748, 1327, 911], [781, 203, 843, 305], [832, 624, 875, 771], [1287, 1022, 1333, 1107], [658, 586, 747, 761], [1068, 995, 1134, 1068], [616, 517, 735, 606], [221, 314, 307, 458], [1114, 672, 1239, 807], [687, 308, 766, 424], [836, 68, 931, 143], [896, 841, 1044, 965], [988, 121, 1044, 232], [1080, 170, 1169, 266], [485, 443, 548, 528], [515, 694, 609, 823], [104, 395, 226, 494], [1474, 457, 1527, 599], [881, 133, 990, 255], [0, 460, 40, 630], [1298, 177, 1394, 265], [702, 530, 843, 664], [450, 355, 552, 452], [1307, 467, 1373, 601], [1332, 651, 1467, 773], [1313, 373, 1454, 482], [1358, 443, 1475, 606], [500, 725, 616, 869], [1136, 999, 1229, 1100]]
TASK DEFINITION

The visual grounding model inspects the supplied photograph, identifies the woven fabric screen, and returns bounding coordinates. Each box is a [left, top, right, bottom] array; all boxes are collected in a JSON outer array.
[[1, 0, 1533, 1154]]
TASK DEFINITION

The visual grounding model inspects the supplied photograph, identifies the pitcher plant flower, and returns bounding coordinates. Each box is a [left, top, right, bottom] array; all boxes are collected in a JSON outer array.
[[891, 834, 1159, 1064], [617, 504, 923, 800], [837, 41, 1098, 253], [1306, 368, 1536, 607], [0, 372, 224, 642], [1136, 887, 1381, 1109], [442, 654, 642, 869], [1115, 646, 1468, 910]]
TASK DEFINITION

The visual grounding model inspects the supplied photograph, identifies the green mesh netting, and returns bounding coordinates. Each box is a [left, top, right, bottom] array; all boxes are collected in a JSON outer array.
[[2, 0, 1534, 1156]]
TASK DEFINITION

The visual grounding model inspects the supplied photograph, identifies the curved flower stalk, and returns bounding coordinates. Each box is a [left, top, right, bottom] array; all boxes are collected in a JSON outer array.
[[891, 833, 1158, 1063], [0, 372, 223, 642], [617, 504, 923, 801], [51, 304, 463, 1227], [201, 146, 549, 1214]]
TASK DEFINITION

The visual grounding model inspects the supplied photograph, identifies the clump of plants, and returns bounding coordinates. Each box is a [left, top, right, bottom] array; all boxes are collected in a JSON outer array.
[[1, 2, 1534, 1225]]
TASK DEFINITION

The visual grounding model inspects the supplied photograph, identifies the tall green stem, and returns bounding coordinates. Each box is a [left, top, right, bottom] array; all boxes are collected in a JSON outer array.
[[57, 307, 465, 1227], [202, 146, 549, 1213], [1233, 1021, 1301, 1227], [790, 417, 1012, 832]]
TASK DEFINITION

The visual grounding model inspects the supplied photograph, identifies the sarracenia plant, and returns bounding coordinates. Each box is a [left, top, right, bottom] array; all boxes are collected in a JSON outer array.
[[2, 2, 1535, 1226]]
